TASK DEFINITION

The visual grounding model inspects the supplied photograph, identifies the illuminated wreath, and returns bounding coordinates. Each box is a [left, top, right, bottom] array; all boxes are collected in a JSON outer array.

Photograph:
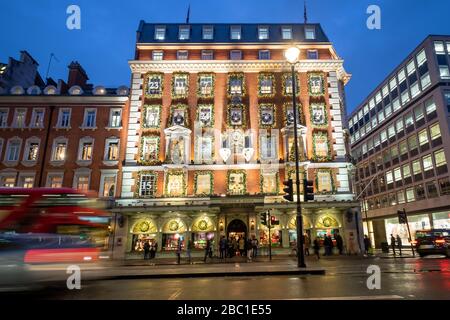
[[198, 220, 208, 231], [169, 221, 180, 232]]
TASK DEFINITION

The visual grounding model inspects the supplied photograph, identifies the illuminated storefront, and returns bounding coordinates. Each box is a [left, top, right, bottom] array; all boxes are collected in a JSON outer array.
[[130, 218, 158, 252], [432, 211, 450, 229], [384, 214, 431, 244], [191, 216, 216, 249], [162, 218, 187, 251]]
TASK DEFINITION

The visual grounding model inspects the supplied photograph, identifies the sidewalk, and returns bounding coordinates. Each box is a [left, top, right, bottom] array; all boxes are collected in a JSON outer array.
[[373, 248, 418, 259]]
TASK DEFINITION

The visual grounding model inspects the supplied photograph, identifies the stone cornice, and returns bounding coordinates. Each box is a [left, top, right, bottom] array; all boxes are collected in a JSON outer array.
[[129, 59, 351, 84]]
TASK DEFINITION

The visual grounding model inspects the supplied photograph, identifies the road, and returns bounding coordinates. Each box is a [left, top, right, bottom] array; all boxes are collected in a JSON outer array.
[[4, 256, 450, 300]]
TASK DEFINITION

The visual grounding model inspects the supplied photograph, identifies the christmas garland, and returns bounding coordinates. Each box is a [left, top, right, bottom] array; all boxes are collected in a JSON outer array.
[[171, 72, 190, 100], [139, 135, 161, 165], [227, 169, 247, 195], [259, 171, 280, 195], [311, 131, 332, 162], [169, 104, 189, 127], [307, 72, 325, 97], [134, 170, 158, 198], [197, 73, 215, 99], [282, 72, 299, 97], [193, 171, 214, 196], [196, 104, 215, 127], [164, 170, 187, 197], [227, 72, 246, 98], [141, 105, 161, 129], [315, 168, 336, 194], [283, 102, 304, 127], [226, 103, 247, 128], [258, 72, 276, 98], [144, 72, 164, 99], [258, 103, 276, 129], [309, 103, 328, 128]]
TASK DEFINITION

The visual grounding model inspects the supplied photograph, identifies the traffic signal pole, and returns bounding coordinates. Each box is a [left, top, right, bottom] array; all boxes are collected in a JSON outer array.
[[268, 210, 272, 261], [403, 208, 416, 257], [290, 64, 306, 268]]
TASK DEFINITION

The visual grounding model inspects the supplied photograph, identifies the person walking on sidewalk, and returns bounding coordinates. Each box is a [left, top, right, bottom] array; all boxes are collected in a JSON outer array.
[[219, 236, 226, 260], [303, 233, 310, 256], [186, 239, 193, 264], [204, 239, 212, 262], [228, 237, 234, 258], [364, 235, 371, 256], [246, 238, 253, 262], [251, 236, 258, 258], [335, 232, 344, 255], [323, 235, 331, 256], [327, 235, 334, 256], [390, 234, 396, 256], [313, 237, 320, 259], [238, 237, 245, 256], [396, 235, 403, 256], [176, 239, 182, 265], [143, 240, 150, 260]]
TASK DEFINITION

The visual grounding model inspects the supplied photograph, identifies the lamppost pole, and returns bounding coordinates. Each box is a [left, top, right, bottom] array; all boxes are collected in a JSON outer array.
[[290, 62, 306, 268]]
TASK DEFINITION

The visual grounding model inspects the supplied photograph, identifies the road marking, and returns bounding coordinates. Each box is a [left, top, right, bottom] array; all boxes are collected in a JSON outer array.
[[168, 289, 182, 300], [286, 295, 404, 300]]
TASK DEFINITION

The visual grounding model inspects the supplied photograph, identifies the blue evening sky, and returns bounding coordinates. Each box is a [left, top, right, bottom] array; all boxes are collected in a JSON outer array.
[[1, 0, 449, 113]]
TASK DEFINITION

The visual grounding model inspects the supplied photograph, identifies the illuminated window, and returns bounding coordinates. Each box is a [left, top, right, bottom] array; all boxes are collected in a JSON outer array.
[[25, 141, 39, 161], [152, 51, 163, 60], [305, 26, 315, 39], [422, 154, 433, 171], [434, 149, 446, 167], [281, 26, 292, 39], [154, 26, 166, 40], [75, 175, 89, 191], [20, 176, 34, 188], [230, 26, 241, 40], [178, 26, 190, 40], [12, 109, 26, 128], [394, 167, 402, 181], [258, 26, 269, 40], [202, 25, 214, 40], [418, 129, 429, 146], [412, 160, 422, 175], [402, 164, 411, 178], [79, 141, 93, 161], [30, 108, 45, 128], [139, 173, 157, 197], [406, 187, 415, 202], [52, 140, 67, 161], [105, 139, 119, 161], [102, 176, 116, 197], [47, 174, 63, 188], [201, 50, 214, 60], [177, 50, 189, 60], [109, 109, 122, 128]]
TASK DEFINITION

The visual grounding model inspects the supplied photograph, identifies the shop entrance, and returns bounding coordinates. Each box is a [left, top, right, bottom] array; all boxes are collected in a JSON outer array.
[[227, 219, 247, 241]]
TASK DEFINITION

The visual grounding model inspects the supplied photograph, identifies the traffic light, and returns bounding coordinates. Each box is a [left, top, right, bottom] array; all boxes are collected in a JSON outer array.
[[283, 179, 294, 202], [398, 210, 407, 224], [260, 211, 268, 226], [271, 216, 279, 226], [303, 179, 314, 202]]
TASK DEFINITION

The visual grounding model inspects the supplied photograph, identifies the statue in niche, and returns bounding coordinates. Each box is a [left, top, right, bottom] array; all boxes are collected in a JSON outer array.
[[170, 136, 185, 164]]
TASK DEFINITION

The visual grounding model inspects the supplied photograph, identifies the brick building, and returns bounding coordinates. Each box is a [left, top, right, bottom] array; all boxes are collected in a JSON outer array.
[[348, 35, 450, 247], [0, 61, 129, 198], [113, 22, 360, 258]]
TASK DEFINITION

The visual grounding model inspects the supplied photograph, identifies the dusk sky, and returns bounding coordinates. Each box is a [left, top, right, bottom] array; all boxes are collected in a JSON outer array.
[[1, 0, 449, 112]]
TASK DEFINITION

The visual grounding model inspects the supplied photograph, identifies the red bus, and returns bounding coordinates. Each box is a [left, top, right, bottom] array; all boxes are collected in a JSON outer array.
[[0, 188, 112, 264]]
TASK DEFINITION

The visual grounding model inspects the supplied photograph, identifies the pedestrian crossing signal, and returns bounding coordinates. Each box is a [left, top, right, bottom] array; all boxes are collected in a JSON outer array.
[[283, 179, 294, 202]]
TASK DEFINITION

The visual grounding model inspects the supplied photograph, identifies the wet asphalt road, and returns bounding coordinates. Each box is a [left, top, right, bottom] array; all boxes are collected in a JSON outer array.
[[3, 256, 450, 300]]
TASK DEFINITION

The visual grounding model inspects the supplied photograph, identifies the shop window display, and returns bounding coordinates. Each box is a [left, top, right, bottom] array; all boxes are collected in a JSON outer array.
[[384, 214, 431, 244]]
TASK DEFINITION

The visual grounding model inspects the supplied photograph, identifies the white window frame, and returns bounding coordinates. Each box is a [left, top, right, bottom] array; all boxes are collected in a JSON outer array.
[[51, 137, 68, 164], [108, 108, 122, 128], [176, 50, 189, 60], [99, 170, 118, 198], [46, 171, 64, 188], [4, 137, 22, 164], [0, 109, 9, 128], [12, 108, 27, 129], [202, 25, 214, 40], [258, 26, 269, 40], [30, 108, 45, 129], [103, 137, 120, 165], [154, 25, 166, 40], [230, 26, 241, 40], [178, 25, 190, 40], [81, 108, 97, 129], [281, 26, 292, 40], [304, 26, 316, 39], [77, 136, 94, 165], [72, 169, 91, 191], [18, 172, 35, 188], [201, 50, 214, 60], [22, 137, 40, 164], [152, 50, 164, 61], [57, 108, 71, 129]]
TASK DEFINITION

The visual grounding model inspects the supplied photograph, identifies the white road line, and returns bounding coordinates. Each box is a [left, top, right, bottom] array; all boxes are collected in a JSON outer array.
[[286, 295, 404, 300]]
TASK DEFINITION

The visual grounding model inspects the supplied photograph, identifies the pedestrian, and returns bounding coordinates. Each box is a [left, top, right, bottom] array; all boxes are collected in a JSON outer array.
[[246, 238, 253, 262], [232, 237, 238, 257], [143, 240, 150, 260], [364, 234, 371, 256], [219, 236, 226, 259], [335, 232, 344, 255], [347, 232, 356, 255], [303, 233, 310, 256], [228, 237, 234, 258], [204, 239, 212, 262], [390, 234, 396, 256], [251, 235, 258, 258], [396, 235, 403, 256], [313, 237, 320, 259], [186, 239, 193, 264], [238, 237, 245, 256], [323, 234, 330, 256], [176, 239, 182, 265], [327, 234, 333, 256]]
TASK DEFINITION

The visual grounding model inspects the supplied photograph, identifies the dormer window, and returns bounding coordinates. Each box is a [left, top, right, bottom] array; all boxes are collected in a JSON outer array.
[[154, 25, 166, 40], [179, 26, 190, 40], [305, 26, 316, 40], [230, 26, 241, 40], [202, 25, 214, 40], [258, 26, 269, 40], [282, 26, 293, 39]]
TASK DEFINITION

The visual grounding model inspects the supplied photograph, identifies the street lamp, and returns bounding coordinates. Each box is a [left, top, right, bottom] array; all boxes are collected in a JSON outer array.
[[284, 46, 306, 268]]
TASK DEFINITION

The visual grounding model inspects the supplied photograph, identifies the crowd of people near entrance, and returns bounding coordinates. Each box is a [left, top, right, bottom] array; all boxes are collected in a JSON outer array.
[[142, 240, 158, 260]]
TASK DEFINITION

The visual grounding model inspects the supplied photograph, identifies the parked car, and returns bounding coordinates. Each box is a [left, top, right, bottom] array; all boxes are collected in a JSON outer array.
[[413, 229, 450, 257]]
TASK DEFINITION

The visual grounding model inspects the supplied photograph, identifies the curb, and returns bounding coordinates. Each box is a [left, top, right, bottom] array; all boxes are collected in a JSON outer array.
[[101, 268, 326, 280]]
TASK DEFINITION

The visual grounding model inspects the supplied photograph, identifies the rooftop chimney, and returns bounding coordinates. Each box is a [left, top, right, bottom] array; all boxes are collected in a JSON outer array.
[[67, 61, 89, 88]]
